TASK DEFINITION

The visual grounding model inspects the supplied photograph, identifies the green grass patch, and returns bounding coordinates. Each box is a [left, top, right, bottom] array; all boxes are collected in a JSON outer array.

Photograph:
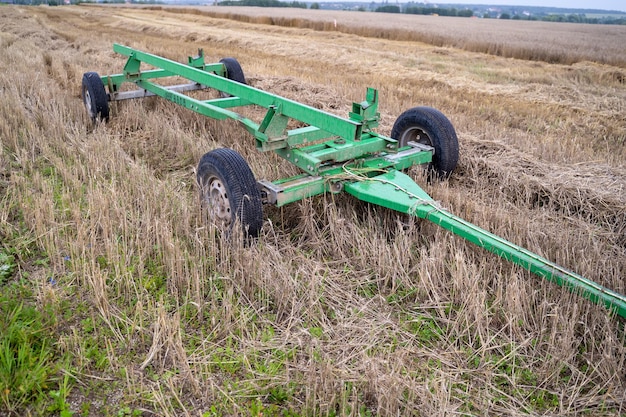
[[0, 251, 16, 285], [0, 291, 61, 414]]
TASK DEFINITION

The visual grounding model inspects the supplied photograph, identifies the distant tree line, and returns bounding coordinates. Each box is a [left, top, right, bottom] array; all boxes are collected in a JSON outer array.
[[405, 6, 473, 17], [374, 4, 474, 17], [217, 0, 307, 8], [492, 11, 625, 24], [539, 14, 625, 24], [370, 3, 624, 25]]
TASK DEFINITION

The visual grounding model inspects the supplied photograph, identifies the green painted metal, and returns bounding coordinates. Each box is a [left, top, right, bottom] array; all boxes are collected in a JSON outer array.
[[104, 44, 400, 175], [110, 43, 368, 144], [274, 133, 398, 175], [264, 149, 433, 206], [91, 44, 626, 319], [344, 171, 626, 319]]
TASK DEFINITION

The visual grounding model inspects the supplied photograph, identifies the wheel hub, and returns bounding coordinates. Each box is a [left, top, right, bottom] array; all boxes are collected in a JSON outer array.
[[205, 176, 231, 225], [84, 90, 94, 118], [399, 127, 433, 151]]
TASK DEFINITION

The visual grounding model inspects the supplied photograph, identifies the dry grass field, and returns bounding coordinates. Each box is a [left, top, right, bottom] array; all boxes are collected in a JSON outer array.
[[1, 4, 625, 416], [145, 5, 626, 67]]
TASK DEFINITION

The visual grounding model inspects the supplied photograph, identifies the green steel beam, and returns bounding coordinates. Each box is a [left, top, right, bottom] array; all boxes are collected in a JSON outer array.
[[287, 126, 332, 148], [259, 175, 329, 206], [103, 69, 172, 90], [112, 44, 366, 143], [262, 148, 433, 206], [307, 133, 395, 163], [344, 171, 626, 319], [106, 44, 390, 173], [422, 209, 626, 319], [102, 63, 226, 91], [204, 97, 251, 109], [135, 79, 261, 136], [274, 133, 397, 175], [274, 146, 323, 175]]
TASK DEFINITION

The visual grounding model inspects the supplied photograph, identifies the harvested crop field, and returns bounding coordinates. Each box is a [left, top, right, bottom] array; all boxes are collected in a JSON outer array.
[[1, 4, 625, 416], [142, 4, 626, 67]]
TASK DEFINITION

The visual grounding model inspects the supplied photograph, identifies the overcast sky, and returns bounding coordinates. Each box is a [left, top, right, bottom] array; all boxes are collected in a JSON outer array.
[[429, 1, 626, 12]]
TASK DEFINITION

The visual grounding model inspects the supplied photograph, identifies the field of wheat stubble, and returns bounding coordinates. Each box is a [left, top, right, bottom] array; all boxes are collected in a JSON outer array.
[[0, 4, 625, 416]]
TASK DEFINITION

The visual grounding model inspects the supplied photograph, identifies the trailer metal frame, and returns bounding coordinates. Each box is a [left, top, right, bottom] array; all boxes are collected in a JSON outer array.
[[81, 44, 626, 319]]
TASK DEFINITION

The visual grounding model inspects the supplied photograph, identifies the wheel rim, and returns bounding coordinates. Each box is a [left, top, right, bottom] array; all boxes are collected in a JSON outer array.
[[204, 175, 232, 225], [84, 89, 95, 119], [399, 126, 433, 152]]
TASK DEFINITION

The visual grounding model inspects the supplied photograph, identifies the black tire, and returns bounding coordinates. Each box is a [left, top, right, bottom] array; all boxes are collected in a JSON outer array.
[[81, 72, 109, 123], [391, 107, 459, 179], [218, 58, 246, 98], [196, 148, 263, 238]]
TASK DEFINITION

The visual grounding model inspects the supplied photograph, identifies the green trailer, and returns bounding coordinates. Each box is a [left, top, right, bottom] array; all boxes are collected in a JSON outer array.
[[81, 44, 626, 319]]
